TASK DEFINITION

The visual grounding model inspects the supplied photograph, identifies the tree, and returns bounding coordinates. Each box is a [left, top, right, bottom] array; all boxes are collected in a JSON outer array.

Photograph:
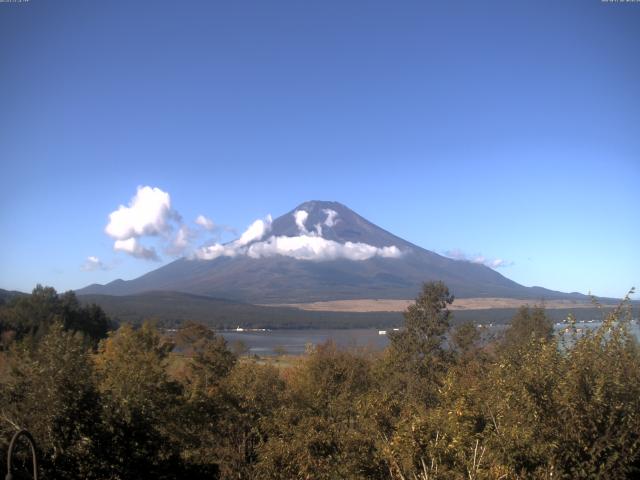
[[94, 322, 184, 478], [0, 285, 111, 346], [256, 342, 385, 480], [451, 322, 482, 361], [385, 281, 454, 405], [0, 322, 104, 479], [501, 305, 553, 353], [175, 321, 236, 396], [215, 361, 285, 478]]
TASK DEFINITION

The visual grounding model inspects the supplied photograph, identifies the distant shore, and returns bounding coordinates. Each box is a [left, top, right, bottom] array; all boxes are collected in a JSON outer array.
[[263, 297, 621, 313]]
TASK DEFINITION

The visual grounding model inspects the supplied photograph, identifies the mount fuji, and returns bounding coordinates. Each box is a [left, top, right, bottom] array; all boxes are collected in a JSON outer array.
[[77, 201, 585, 304]]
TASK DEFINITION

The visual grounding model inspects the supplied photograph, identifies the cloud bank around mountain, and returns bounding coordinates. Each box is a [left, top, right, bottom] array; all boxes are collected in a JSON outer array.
[[195, 209, 403, 262], [96, 189, 402, 265]]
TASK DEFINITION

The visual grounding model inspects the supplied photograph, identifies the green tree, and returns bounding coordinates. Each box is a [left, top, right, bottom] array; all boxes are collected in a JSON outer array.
[[385, 281, 454, 405], [0, 285, 111, 346], [501, 304, 554, 353], [451, 321, 482, 362], [548, 298, 640, 478]]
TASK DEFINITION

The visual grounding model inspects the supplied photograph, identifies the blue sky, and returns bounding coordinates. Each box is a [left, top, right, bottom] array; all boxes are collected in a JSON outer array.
[[1, 0, 638, 298]]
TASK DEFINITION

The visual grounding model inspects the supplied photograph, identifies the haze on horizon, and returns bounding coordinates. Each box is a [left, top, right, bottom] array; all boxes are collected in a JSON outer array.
[[1, 0, 638, 299]]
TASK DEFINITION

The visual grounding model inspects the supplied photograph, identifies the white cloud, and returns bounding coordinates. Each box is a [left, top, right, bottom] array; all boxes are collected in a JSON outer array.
[[294, 210, 309, 234], [195, 214, 215, 231], [174, 225, 190, 249], [444, 248, 466, 261], [488, 258, 513, 268], [105, 186, 173, 240], [91, 196, 401, 264], [246, 235, 402, 261], [82, 256, 109, 271], [236, 215, 272, 246], [194, 211, 403, 262], [195, 243, 240, 260], [114, 238, 159, 260], [194, 215, 273, 260], [323, 209, 338, 227], [295, 209, 326, 236], [104, 186, 177, 261], [444, 249, 514, 269], [165, 225, 194, 256]]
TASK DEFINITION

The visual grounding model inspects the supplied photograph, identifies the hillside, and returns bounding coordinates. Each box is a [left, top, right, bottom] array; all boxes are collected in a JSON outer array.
[[0, 288, 26, 305], [77, 291, 402, 329], [76, 290, 622, 330]]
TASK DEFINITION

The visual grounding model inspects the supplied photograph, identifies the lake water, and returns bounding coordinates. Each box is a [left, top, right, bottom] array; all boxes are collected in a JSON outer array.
[[219, 320, 640, 356], [220, 328, 390, 356]]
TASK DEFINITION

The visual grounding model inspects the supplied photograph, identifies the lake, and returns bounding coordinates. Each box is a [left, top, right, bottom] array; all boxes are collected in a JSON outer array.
[[220, 328, 390, 356], [220, 320, 640, 356]]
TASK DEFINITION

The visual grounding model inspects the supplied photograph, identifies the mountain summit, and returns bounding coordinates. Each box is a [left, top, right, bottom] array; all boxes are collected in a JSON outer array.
[[77, 201, 584, 303], [269, 200, 414, 249]]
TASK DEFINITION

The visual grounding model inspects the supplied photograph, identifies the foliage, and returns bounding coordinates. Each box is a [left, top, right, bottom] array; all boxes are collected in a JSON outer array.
[[256, 342, 386, 479], [1, 282, 639, 479], [384, 281, 454, 406], [0, 285, 112, 347], [0, 323, 104, 479]]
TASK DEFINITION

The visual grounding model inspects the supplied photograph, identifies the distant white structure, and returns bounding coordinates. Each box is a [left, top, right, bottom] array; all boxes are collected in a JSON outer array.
[[235, 326, 244, 332], [378, 330, 387, 335]]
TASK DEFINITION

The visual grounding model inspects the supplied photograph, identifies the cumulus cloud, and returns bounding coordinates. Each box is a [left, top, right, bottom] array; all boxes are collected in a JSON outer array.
[[82, 256, 109, 271], [444, 249, 514, 269], [104, 186, 179, 260], [114, 238, 159, 260], [195, 214, 215, 231], [105, 186, 174, 240]]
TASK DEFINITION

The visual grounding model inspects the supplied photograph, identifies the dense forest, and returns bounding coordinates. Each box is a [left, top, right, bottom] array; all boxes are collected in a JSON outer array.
[[1, 283, 639, 479]]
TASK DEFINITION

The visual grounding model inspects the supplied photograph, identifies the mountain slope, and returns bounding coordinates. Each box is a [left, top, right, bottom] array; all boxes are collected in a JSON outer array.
[[0, 288, 27, 304], [77, 200, 586, 303]]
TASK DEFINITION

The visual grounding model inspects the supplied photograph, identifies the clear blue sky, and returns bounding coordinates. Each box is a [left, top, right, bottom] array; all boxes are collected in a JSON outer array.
[[1, 0, 638, 298]]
